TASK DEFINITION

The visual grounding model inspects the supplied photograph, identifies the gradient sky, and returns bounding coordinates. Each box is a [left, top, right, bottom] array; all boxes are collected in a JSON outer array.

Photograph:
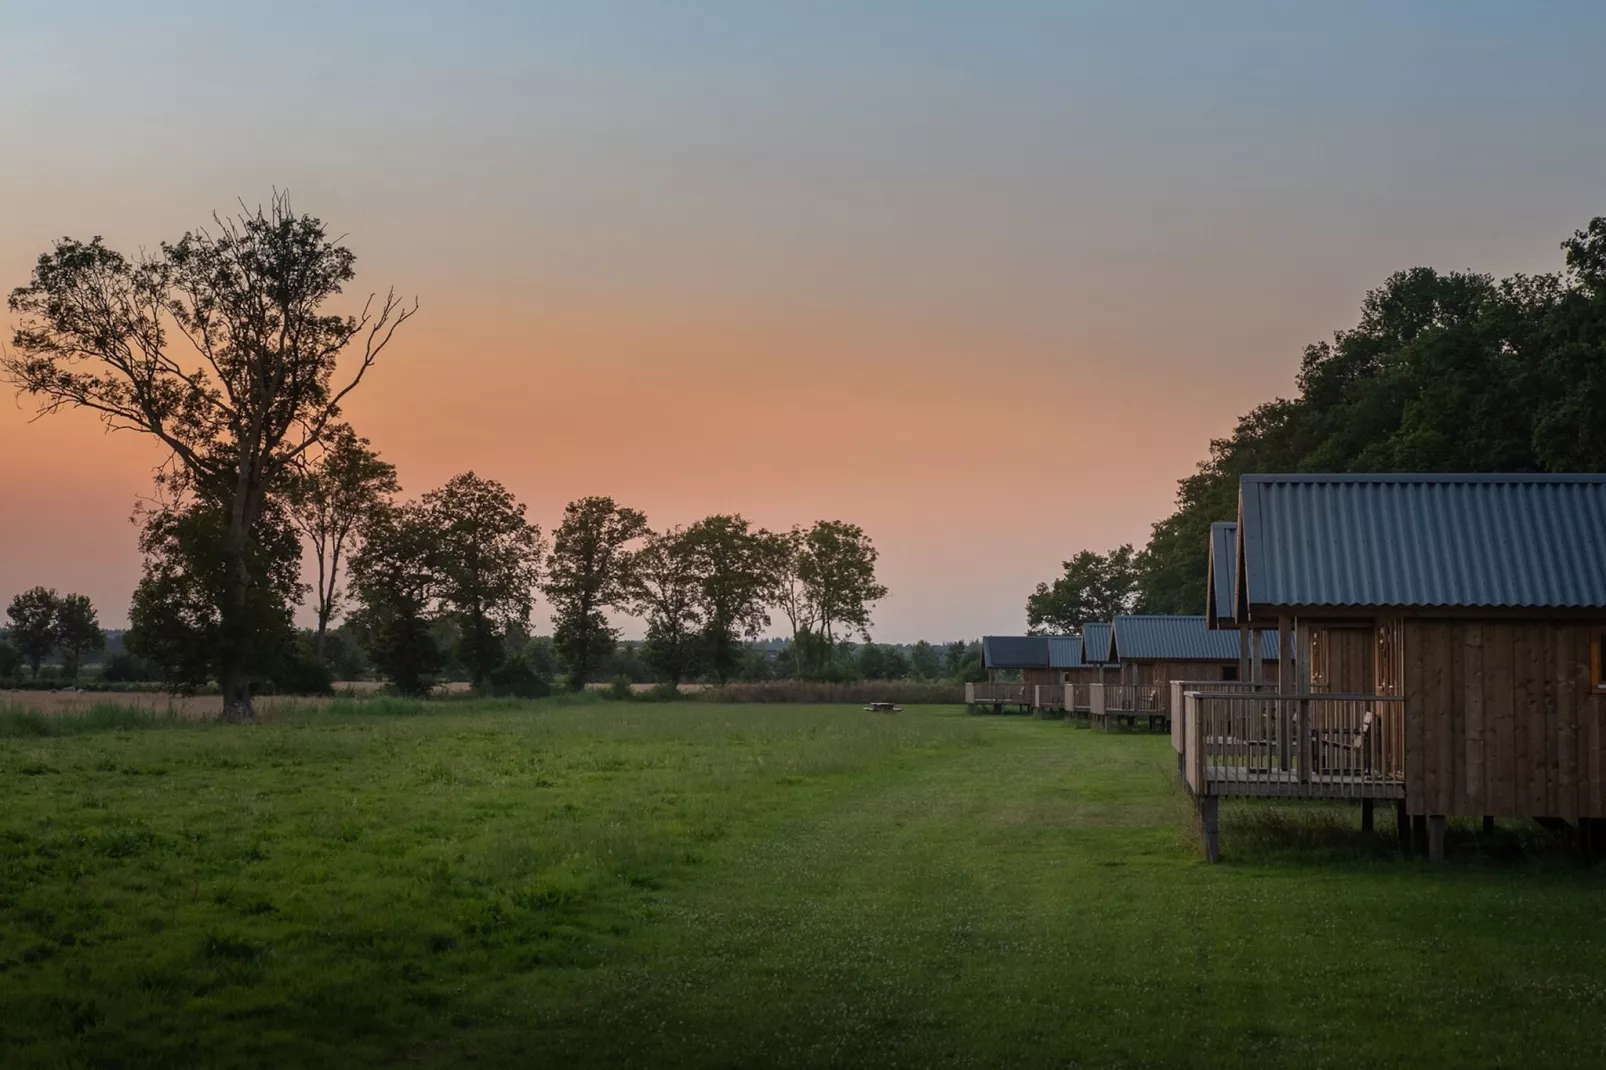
[[3, 2, 1605, 640]]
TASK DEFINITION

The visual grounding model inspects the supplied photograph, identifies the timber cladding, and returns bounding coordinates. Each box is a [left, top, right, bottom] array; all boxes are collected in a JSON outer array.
[[1122, 661, 1275, 688], [1403, 619, 1606, 819], [1310, 625, 1375, 694]]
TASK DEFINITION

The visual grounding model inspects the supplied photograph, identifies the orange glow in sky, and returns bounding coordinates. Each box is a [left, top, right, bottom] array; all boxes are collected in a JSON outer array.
[[3, 4, 1603, 639]]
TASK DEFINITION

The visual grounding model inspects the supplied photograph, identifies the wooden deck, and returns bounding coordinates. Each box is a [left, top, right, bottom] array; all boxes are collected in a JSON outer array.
[[964, 682, 1032, 709], [1205, 764, 1404, 799], [1088, 683, 1166, 732]]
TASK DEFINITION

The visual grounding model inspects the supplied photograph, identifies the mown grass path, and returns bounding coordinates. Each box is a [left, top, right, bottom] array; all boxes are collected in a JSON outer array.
[[3, 704, 1605, 1067]]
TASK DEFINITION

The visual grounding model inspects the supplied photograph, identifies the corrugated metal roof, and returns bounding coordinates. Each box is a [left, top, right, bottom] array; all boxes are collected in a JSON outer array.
[[1080, 622, 1114, 664], [982, 635, 1049, 668], [1047, 636, 1083, 669], [1112, 615, 1279, 661], [1240, 474, 1606, 610], [1206, 521, 1237, 628]]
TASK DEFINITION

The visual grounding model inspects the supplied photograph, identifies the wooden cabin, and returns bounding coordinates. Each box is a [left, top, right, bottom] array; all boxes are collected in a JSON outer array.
[[1179, 473, 1606, 862], [1062, 622, 1115, 715], [971, 635, 1082, 711], [1097, 614, 1279, 729], [1113, 614, 1278, 688]]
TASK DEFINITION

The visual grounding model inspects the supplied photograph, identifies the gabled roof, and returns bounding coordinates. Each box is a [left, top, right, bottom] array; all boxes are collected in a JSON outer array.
[[1238, 474, 1606, 611], [1205, 521, 1237, 629], [1112, 615, 1279, 661], [981, 635, 1049, 669], [1080, 622, 1114, 664], [1047, 636, 1082, 669]]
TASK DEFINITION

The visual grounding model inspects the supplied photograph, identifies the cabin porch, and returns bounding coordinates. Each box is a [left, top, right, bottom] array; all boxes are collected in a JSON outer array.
[[964, 681, 1033, 712], [1178, 690, 1407, 861]]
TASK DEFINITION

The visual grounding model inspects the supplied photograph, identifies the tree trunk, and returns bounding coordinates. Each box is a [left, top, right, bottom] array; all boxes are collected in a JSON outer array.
[[217, 477, 261, 721]]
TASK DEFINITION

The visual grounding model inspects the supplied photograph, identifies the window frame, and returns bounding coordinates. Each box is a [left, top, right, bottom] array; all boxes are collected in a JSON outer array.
[[1592, 627, 1606, 695]]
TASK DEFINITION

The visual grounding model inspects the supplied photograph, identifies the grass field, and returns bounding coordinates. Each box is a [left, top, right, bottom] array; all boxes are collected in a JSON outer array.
[[3, 701, 1605, 1067]]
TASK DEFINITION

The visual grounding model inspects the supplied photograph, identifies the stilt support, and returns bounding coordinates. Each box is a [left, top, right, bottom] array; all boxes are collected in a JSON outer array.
[[1482, 815, 1495, 836], [1427, 815, 1446, 863], [1361, 798, 1374, 833], [1199, 796, 1220, 864], [1412, 814, 1428, 855], [1396, 801, 1410, 853]]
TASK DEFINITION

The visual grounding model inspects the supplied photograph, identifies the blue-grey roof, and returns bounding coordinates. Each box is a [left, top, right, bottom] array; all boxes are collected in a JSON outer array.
[[1112, 615, 1279, 661], [1239, 474, 1606, 610], [1080, 622, 1114, 664], [1047, 636, 1082, 669], [1206, 521, 1237, 628], [982, 635, 1049, 668]]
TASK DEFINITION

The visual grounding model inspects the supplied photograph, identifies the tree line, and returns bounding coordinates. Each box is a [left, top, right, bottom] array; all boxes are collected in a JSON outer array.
[[1, 588, 105, 680], [1, 195, 889, 713], [1027, 214, 1606, 632]]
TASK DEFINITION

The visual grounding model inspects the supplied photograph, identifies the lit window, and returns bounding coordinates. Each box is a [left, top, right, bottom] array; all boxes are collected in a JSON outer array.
[[1375, 621, 1397, 696], [1310, 631, 1329, 687]]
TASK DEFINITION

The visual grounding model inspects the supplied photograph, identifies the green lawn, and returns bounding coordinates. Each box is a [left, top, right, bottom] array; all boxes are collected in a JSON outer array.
[[2, 701, 1604, 1067]]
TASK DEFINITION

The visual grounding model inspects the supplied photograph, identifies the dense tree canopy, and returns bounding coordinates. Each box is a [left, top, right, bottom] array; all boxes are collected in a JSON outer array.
[[543, 497, 649, 691], [5, 587, 60, 678], [422, 473, 545, 691], [1025, 547, 1139, 633], [630, 527, 704, 686], [128, 500, 305, 692], [53, 594, 105, 680]]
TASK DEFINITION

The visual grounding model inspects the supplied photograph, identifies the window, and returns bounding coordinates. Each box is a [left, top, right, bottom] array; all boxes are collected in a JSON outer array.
[[1593, 628, 1606, 694], [1221, 665, 1239, 682], [1375, 620, 1398, 696]]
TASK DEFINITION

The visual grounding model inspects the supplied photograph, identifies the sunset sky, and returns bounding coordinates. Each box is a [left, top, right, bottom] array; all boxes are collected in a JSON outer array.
[[3, 2, 1605, 640]]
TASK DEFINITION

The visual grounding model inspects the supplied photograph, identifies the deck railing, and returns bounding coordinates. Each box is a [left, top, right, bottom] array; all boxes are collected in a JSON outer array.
[[1181, 691, 1405, 799], [1168, 680, 1281, 754], [965, 682, 1030, 705], [1093, 683, 1164, 713], [1033, 684, 1069, 710]]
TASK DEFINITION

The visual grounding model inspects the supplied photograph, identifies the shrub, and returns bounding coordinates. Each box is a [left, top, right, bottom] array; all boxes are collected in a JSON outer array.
[[101, 652, 159, 684], [486, 656, 553, 699], [604, 675, 633, 701]]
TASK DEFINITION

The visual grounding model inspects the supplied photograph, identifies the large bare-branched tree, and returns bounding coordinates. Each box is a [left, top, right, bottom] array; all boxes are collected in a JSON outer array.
[[3, 193, 415, 717]]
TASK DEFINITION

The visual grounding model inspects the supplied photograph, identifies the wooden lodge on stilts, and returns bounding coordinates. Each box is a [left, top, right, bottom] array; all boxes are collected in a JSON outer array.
[[1096, 614, 1279, 732], [967, 635, 1083, 713], [1178, 474, 1606, 862]]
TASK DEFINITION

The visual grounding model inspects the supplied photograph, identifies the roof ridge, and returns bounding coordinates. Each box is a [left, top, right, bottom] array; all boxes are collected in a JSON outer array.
[[1241, 473, 1606, 484]]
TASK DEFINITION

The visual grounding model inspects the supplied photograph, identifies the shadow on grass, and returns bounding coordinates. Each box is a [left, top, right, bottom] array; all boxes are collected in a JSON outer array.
[[1188, 795, 1594, 869]]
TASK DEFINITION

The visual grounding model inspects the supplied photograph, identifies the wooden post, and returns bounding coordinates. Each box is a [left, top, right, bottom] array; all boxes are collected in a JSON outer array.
[[1361, 798, 1374, 833], [1482, 816, 1495, 837], [1412, 814, 1427, 855], [1200, 795, 1220, 863], [1427, 815, 1446, 863], [1396, 801, 1410, 852], [1278, 616, 1294, 772]]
